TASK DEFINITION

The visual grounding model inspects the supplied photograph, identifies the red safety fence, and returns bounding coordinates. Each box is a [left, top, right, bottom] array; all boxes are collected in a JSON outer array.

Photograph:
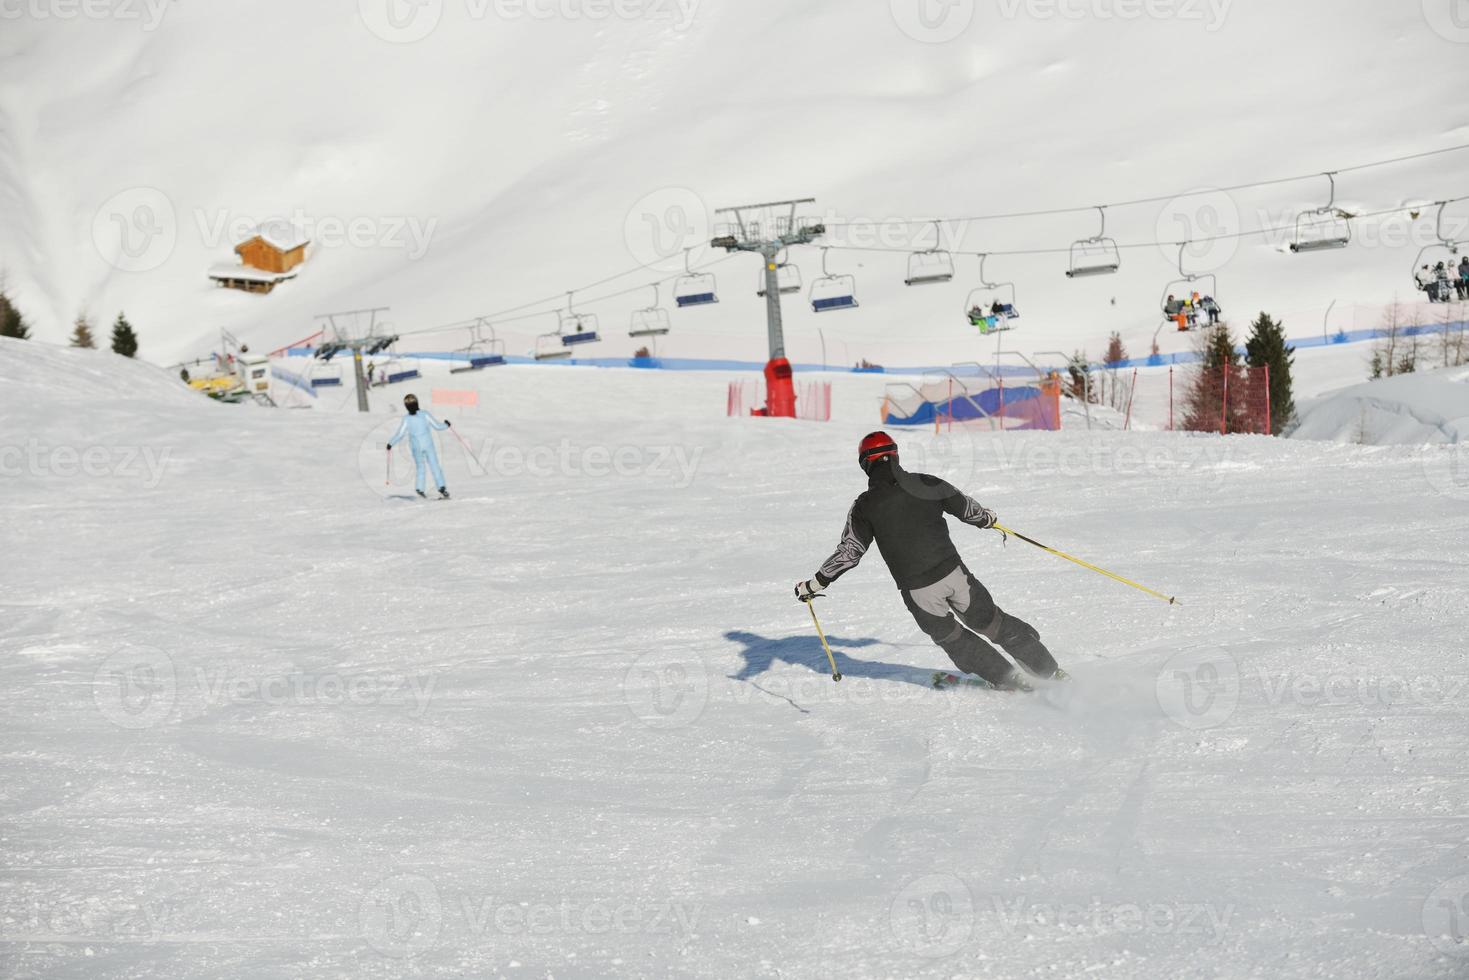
[[1176, 363, 1272, 435], [1067, 363, 1277, 434], [727, 380, 832, 421]]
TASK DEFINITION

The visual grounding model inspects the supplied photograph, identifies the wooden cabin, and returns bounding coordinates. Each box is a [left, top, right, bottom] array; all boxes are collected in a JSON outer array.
[[235, 226, 309, 274], [208, 224, 310, 294], [207, 265, 299, 294]]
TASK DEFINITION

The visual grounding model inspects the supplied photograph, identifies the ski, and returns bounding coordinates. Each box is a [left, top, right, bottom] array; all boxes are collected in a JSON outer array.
[[930, 669, 1071, 692], [931, 671, 999, 691]]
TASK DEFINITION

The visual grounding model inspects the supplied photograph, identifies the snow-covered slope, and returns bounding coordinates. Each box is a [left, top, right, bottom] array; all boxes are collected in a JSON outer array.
[[1292, 364, 1469, 444], [2, 1, 1467, 368], [4, 337, 1468, 977]]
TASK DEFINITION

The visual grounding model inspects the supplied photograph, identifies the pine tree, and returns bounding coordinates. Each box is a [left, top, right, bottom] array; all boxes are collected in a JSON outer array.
[[1181, 323, 1247, 433], [0, 290, 30, 340], [70, 313, 97, 349], [111, 312, 139, 358], [1243, 311, 1295, 435]]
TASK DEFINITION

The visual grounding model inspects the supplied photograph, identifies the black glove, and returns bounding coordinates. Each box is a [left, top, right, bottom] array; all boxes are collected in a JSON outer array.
[[976, 506, 997, 529], [385, 444, 392, 452], [794, 577, 825, 602], [444, 419, 452, 427]]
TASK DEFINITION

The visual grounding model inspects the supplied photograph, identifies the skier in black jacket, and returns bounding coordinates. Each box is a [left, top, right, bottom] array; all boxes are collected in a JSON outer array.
[[794, 431, 1062, 691]]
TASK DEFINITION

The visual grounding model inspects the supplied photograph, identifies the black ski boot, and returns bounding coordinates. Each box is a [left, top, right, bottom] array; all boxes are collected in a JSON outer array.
[[415, 489, 427, 499], [438, 487, 451, 500], [995, 668, 1035, 693]]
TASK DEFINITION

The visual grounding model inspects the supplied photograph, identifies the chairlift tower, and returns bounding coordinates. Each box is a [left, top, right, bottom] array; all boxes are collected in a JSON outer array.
[[710, 198, 826, 417], [313, 307, 395, 413]]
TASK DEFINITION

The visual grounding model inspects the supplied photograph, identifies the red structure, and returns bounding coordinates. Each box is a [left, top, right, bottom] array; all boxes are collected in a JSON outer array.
[[762, 357, 796, 417], [746, 362, 805, 420], [728, 371, 832, 422]]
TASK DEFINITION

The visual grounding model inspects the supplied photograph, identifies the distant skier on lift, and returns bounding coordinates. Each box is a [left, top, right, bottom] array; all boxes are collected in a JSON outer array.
[[387, 393, 451, 499], [794, 432, 1063, 691]]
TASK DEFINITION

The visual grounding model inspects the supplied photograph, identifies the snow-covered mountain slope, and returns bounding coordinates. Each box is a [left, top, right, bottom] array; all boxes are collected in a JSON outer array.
[[2, 1, 1467, 368], [1291, 363, 1469, 444], [4, 337, 1468, 977]]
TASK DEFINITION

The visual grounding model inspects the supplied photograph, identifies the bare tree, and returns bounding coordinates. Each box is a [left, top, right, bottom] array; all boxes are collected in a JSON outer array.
[[1371, 296, 1404, 379]]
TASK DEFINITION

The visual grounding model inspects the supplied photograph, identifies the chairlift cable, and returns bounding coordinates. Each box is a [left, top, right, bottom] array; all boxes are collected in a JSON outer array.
[[395, 250, 738, 339], [810, 196, 1469, 259], [377, 178, 1468, 343], [818, 143, 1469, 230]]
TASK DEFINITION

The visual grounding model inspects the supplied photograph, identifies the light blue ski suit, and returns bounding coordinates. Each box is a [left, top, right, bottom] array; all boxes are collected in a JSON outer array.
[[388, 410, 449, 492]]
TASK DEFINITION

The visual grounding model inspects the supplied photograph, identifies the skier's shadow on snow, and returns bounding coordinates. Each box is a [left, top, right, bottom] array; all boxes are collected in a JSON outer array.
[[723, 631, 933, 689]]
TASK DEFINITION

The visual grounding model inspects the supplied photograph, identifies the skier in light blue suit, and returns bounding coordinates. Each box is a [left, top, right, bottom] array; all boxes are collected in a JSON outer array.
[[386, 393, 452, 499]]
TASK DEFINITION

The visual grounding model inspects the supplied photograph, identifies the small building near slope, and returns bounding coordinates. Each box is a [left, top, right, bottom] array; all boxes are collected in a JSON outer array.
[[209, 224, 310, 294]]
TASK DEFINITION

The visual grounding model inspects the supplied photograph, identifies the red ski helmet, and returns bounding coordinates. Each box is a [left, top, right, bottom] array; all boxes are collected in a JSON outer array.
[[858, 431, 898, 472]]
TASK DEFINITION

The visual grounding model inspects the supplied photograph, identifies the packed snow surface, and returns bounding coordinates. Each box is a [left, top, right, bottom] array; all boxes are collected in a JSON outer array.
[[3, 338, 1468, 978]]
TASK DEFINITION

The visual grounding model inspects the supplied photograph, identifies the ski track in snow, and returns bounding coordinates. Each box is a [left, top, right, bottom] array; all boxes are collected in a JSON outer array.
[[2, 339, 1468, 978]]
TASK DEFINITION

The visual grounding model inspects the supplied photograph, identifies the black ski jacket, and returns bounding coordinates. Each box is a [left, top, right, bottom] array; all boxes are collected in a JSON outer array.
[[816, 463, 995, 591]]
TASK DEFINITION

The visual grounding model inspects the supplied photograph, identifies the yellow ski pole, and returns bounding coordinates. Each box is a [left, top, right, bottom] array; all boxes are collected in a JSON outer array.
[[993, 524, 1179, 606], [802, 598, 843, 681]]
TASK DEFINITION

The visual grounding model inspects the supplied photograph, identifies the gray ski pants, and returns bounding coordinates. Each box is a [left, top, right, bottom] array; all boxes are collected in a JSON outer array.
[[901, 563, 1059, 685]]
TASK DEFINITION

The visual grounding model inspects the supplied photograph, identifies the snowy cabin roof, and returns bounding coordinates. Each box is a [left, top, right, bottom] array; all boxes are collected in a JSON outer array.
[[208, 264, 299, 283], [236, 222, 310, 254]]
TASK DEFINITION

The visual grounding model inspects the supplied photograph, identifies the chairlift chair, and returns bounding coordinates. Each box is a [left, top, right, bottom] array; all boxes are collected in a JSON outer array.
[[755, 252, 802, 298], [674, 250, 719, 308], [1160, 242, 1219, 332], [375, 343, 420, 385], [1065, 206, 1122, 278], [381, 360, 420, 385], [809, 247, 859, 313], [534, 313, 573, 361], [556, 292, 602, 349], [630, 284, 672, 337], [1289, 172, 1353, 253], [310, 362, 343, 388], [562, 330, 600, 348], [1410, 201, 1463, 300], [905, 222, 956, 286], [450, 321, 507, 373], [534, 334, 573, 360], [964, 255, 1020, 336]]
